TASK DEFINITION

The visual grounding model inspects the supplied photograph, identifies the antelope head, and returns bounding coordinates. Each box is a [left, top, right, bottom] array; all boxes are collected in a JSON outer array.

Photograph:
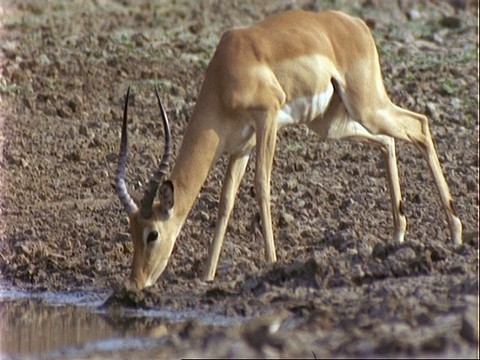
[[115, 86, 176, 289]]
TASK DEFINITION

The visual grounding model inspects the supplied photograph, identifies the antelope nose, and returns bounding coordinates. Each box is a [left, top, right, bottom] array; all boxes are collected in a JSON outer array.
[[129, 271, 147, 290]]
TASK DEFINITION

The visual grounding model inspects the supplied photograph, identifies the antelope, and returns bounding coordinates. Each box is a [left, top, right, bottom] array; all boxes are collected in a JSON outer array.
[[115, 10, 463, 289]]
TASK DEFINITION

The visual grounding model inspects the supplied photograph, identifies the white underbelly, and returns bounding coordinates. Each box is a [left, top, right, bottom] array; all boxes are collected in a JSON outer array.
[[277, 82, 334, 128]]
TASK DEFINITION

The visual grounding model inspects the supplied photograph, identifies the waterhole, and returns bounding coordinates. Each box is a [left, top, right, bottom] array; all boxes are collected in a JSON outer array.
[[0, 289, 236, 359]]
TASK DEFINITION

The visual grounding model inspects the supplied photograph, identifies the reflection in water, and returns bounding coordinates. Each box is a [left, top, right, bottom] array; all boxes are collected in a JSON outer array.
[[1, 301, 116, 356], [0, 290, 238, 359], [0, 293, 170, 358]]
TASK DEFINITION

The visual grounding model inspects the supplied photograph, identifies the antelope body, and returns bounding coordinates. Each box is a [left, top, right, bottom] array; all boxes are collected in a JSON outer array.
[[115, 10, 462, 289]]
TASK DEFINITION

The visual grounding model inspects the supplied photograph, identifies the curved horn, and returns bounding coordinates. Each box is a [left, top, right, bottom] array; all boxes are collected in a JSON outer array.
[[115, 86, 138, 216], [139, 86, 172, 218]]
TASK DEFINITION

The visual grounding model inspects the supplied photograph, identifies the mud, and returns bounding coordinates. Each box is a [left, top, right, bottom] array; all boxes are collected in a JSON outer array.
[[0, 0, 478, 358]]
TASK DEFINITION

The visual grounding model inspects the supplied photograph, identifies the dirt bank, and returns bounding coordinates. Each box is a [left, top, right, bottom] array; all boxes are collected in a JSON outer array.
[[0, 0, 478, 358]]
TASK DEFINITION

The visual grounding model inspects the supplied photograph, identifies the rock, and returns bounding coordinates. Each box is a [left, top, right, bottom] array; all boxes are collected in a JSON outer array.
[[66, 95, 83, 113], [460, 301, 479, 344], [432, 32, 444, 44], [407, 9, 421, 21], [2, 41, 18, 59], [278, 212, 294, 228], [391, 246, 416, 262], [362, 0, 380, 8], [420, 335, 447, 352], [15, 243, 33, 256], [440, 16, 462, 28], [56, 105, 72, 118], [463, 232, 478, 246], [450, 98, 462, 110], [242, 311, 288, 352], [465, 177, 477, 192], [449, 0, 469, 11], [426, 102, 440, 121], [172, 84, 187, 98], [38, 53, 51, 66], [79, 124, 89, 137]]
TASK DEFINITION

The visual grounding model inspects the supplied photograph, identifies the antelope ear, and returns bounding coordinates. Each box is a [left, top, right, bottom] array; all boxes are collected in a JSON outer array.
[[158, 180, 174, 215]]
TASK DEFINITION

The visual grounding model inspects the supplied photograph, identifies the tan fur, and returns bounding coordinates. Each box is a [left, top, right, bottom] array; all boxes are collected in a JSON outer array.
[[125, 10, 462, 289]]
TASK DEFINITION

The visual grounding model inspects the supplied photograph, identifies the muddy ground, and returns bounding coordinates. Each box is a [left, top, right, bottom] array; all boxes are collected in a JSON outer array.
[[0, 0, 478, 358]]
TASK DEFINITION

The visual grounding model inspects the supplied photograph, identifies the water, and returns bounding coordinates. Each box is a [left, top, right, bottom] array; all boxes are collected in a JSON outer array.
[[0, 290, 120, 358], [0, 289, 238, 359]]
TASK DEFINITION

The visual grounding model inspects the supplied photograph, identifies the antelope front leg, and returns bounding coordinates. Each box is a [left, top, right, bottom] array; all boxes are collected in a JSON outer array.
[[204, 151, 251, 281], [255, 112, 278, 263], [378, 136, 408, 243]]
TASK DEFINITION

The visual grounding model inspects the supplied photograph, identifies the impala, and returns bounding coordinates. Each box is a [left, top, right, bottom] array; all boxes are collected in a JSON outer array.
[[115, 10, 462, 289]]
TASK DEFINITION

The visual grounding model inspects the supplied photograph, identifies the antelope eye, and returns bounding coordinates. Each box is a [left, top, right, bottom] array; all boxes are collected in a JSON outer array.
[[146, 231, 159, 243]]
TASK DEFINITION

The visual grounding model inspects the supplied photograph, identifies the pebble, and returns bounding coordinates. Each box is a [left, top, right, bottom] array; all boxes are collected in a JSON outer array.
[[79, 124, 89, 137], [38, 53, 51, 66], [460, 303, 479, 344], [426, 102, 440, 121], [2, 41, 18, 59], [407, 9, 421, 20], [279, 212, 294, 227], [440, 16, 462, 29]]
